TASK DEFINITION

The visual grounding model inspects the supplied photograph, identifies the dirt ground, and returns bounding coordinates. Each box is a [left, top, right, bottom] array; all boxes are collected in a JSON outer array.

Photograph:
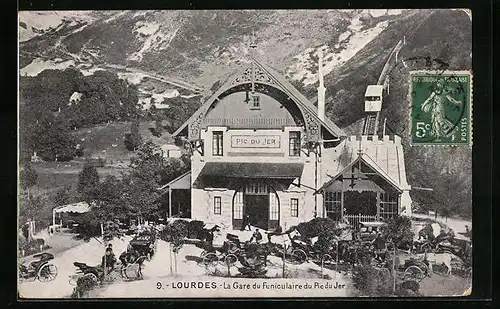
[[419, 273, 471, 297]]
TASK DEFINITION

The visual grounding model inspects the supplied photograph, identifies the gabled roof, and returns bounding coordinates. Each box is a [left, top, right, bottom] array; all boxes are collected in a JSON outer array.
[[318, 153, 402, 193], [172, 58, 346, 139], [320, 135, 411, 192], [157, 172, 191, 190]]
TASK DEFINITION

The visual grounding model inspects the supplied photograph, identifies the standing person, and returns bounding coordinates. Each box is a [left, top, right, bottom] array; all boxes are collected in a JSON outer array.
[[252, 229, 263, 244], [242, 214, 252, 231], [102, 247, 117, 275], [372, 232, 386, 262]]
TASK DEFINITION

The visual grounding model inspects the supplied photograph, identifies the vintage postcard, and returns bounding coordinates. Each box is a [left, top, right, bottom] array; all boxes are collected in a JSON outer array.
[[18, 9, 472, 299]]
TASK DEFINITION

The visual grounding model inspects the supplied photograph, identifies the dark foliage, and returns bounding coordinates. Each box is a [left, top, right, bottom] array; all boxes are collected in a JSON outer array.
[[52, 185, 72, 206], [20, 163, 38, 191], [77, 161, 100, 203], [380, 216, 414, 249], [352, 265, 393, 296], [124, 120, 142, 151], [19, 68, 141, 161], [293, 217, 343, 240]]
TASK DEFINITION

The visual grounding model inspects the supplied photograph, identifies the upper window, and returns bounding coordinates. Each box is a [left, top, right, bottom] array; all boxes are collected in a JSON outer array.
[[289, 131, 301, 157], [212, 131, 223, 156], [250, 95, 261, 110]]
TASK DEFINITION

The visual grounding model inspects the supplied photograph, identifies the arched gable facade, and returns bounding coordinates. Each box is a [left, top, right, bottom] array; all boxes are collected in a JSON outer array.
[[173, 59, 345, 142]]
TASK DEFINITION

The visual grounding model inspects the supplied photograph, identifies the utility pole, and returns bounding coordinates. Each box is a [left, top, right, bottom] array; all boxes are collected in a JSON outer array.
[[392, 245, 396, 294], [282, 241, 286, 278]]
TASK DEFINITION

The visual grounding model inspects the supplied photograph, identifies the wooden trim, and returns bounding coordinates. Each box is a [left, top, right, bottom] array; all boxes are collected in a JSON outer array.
[[227, 152, 284, 157], [340, 187, 344, 220], [376, 192, 381, 221]]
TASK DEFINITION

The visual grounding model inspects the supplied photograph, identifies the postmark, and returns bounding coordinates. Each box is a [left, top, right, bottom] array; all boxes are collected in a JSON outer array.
[[409, 70, 472, 146]]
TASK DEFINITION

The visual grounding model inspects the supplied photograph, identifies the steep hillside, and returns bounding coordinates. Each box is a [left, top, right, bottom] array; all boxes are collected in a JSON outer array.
[[19, 9, 409, 106]]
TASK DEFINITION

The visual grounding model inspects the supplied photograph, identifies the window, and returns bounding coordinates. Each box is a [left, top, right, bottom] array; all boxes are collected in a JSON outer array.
[[379, 192, 398, 220], [214, 196, 221, 215], [324, 191, 341, 221], [289, 131, 301, 157], [251, 95, 261, 109], [290, 198, 299, 217], [233, 191, 243, 219], [212, 131, 223, 156], [270, 193, 279, 221]]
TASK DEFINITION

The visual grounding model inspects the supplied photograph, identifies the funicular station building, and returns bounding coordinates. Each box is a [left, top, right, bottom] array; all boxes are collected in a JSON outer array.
[[170, 52, 412, 231]]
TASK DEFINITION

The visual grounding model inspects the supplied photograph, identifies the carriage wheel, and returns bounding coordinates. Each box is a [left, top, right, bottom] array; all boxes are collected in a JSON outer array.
[[322, 254, 333, 265], [224, 254, 238, 267], [203, 253, 219, 267], [37, 264, 58, 282], [83, 273, 98, 284], [404, 265, 425, 282], [289, 249, 307, 264], [377, 268, 391, 284], [200, 250, 208, 259]]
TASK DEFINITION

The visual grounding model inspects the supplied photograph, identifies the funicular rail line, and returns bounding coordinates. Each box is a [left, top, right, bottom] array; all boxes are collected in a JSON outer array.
[[362, 11, 435, 136]]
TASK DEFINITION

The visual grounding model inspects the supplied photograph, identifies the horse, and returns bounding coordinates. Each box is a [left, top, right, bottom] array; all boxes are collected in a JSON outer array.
[[414, 252, 453, 276]]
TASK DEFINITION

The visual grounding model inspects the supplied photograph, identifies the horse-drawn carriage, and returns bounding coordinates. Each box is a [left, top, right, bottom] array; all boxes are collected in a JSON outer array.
[[69, 253, 148, 298], [201, 234, 267, 266], [19, 252, 58, 283], [128, 230, 158, 261]]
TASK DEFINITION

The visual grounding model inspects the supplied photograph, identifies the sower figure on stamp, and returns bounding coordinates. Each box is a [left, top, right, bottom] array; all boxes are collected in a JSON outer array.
[[421, 79, 463, 141]]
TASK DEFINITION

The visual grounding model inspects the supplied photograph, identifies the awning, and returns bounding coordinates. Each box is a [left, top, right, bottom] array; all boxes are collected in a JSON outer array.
[[198, 162, 304, 179], [54, 202, 91, 214]]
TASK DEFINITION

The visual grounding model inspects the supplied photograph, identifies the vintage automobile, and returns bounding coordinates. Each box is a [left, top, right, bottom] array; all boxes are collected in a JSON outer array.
[[128, 231, 157, 260]]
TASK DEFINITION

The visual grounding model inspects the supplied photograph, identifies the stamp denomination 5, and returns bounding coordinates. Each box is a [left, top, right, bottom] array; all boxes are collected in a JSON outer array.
[[409, 71, 472, 146]]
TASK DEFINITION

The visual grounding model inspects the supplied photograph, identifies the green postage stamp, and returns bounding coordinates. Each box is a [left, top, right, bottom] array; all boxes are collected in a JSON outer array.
[[409, 71, 472, 146]]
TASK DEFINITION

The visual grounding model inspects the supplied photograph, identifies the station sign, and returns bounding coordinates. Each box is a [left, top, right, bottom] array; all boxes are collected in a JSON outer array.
[[231, 135, 281, 148]]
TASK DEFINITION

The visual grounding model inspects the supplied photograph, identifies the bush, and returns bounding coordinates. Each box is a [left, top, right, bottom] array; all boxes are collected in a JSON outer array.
[[352, 265, 393, 296], [72, 212, 103, 241], [293, 217, 343, 240], [160, 220, 189, 245], [187, 220, 205, 239], [380, 216, 414, 249], [71, 275, 98, 298]]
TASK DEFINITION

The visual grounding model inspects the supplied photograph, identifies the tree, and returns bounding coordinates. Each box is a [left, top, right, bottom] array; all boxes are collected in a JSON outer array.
[[125, 120, 142, 151], [159, 220, 187, 275], [20, 195, 44, 223], [94, 175, 131, 221], [123, 142, 165, 220], [36, 117, 77, 161], [20, 163, 38, 195], [52, 185, 72, 206], [155, 119, 163, 135], [380, 216, 414, 250], [77, 162, 100, 203]]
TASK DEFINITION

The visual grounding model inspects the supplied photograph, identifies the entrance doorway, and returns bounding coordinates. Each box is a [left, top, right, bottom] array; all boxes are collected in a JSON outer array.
[[244, 195, 269, 230], [232, 182, 280, 231]]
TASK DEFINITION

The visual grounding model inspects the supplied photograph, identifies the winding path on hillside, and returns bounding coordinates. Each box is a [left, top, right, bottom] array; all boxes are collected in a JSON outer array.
[[103, 64, 205, 94]]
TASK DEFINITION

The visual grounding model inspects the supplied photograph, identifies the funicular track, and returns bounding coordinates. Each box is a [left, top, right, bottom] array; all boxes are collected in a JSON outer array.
[[361, 11, 435, 136]]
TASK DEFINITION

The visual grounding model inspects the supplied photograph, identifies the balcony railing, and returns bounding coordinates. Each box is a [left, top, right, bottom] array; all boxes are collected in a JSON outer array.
[[202, 118, 298, 128]]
